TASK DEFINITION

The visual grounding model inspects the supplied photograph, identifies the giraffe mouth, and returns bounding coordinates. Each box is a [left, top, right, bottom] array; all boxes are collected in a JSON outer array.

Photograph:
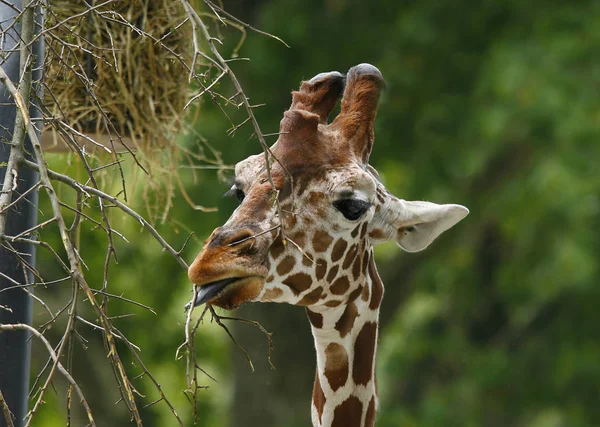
[[185, 277, 244, 309]]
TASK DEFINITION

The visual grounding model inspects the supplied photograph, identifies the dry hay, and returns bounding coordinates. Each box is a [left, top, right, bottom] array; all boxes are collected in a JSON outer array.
[[44, 0, 216, 222]]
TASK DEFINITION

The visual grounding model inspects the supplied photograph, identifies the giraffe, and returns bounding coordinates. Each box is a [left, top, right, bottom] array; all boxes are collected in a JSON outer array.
[[187, 64, 468, 427]]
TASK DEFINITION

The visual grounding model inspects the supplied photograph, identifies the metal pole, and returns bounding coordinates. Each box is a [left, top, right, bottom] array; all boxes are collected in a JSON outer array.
[[0, 1, 44, 426]]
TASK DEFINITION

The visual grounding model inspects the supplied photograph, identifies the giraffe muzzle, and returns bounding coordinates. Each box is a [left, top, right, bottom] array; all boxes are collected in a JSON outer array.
[[186, 277, 243, 309]]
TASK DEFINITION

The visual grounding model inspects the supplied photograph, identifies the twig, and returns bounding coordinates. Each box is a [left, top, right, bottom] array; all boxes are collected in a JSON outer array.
[[0, 323, 95, 426]]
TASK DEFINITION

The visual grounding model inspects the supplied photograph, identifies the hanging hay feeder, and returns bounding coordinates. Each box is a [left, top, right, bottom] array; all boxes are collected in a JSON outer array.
[[43, 0, 208, 221]]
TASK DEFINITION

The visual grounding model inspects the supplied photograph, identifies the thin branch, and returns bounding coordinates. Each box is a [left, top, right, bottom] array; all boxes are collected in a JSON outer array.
[[0, 323, 95, 427]]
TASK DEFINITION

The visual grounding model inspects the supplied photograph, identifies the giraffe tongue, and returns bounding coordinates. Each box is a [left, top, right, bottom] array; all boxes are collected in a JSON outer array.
[[185, 277, 241, 310]]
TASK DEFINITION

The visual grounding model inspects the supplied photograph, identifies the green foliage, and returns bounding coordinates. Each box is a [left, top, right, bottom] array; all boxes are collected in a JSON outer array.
[[32, 0, 600, 425]]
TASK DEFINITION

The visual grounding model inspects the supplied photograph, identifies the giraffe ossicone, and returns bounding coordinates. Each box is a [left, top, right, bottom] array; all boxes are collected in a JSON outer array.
[[188, 63, 468, 426]]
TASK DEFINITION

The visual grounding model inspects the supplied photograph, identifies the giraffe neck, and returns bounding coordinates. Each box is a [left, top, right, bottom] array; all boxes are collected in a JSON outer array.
[[308, 251, 383, 427]]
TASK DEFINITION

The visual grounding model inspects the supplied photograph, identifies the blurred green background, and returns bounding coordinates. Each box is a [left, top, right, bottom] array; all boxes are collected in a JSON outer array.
[[31, 0, 599, 426]]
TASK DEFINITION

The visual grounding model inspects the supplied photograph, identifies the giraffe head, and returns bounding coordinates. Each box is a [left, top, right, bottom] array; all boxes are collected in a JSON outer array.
[[188, 64, 468, 311]]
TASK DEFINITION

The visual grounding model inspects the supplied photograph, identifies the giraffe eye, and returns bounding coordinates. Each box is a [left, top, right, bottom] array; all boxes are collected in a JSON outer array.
[[225, 188, 246, 203], [333, 199, 371, 221]]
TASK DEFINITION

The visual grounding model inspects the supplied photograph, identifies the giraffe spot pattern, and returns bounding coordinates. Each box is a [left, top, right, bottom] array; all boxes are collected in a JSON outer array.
[[302, 255, 313, 267], [331, 239, 348, 263], [334, 301, 358, 338], [298, 286, 323, 306], [331, 395, 363, 427], [269, 237, 286, 259], [342, 244, 358, 269], [361, 251, 370, 275], [312, 372, 326, 424], [368, 256, 384, 309], [325, 299, 342, 308], [350, 224, 361, 238], [361, 282, 370, 301], [315, 259, 327, 281], [353, 322, 377, 386], [263, 287, 283, 301], [282, 273, 313, 295], [312, 229, 333, 252], [347, 286, 363, 303], [352, 255, 362, 281], [360, 222, 368, 239], [365, 396, 376, 427], [291, 231, 306, 247], [369, 228, 386, 240], [330, 276, 350, 295], [326, 264, 339, 283], [276, 255, 296, 276], [324, 342, 349, 391], [306, 308, 323, 329]]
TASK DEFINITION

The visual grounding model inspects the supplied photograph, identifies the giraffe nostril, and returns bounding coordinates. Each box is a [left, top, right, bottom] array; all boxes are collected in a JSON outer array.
[[214, 228, 255, 248]]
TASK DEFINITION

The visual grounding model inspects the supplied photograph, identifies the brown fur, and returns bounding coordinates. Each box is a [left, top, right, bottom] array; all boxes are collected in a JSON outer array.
[[331, 395, 363, 427], [330, 276, 350, 295], [313, 372, 326, 424], [365, 396, 376, 427], [298, 286, 324, 306], [313, 229, 334, 252], [276, 255, 296, 276], [368, 256, 384, 310], [353, 322, 377, 386], [282, 273, 313, 295], [324, 343, 349, 391], [334, 302, 358, 338], [307, 308, 323, 329], [331, 239, 348, 263]]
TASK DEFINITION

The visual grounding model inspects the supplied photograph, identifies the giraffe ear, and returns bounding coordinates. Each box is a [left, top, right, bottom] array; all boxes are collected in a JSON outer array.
[[393, 201, 469, 252]]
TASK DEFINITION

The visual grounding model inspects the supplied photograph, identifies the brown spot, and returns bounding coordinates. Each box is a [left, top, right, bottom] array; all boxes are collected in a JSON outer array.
[[276, 255, 296, 276], [282, 273, 313, 295], [342, 244, 358, 269], [368, 256, 384, 309], [262, 287, 283, 301], [315, 259, 327, 281], [361, 283, 370, 301], [335, 302, 358, 338], [303, 256, 313, 267], [350, 225, 360, 238], [365, 396, 376, 427], [313, 230, 333, 252], [285, 213, 298, 228], [269, 237, 285, 259], [353, 322, 377, 386], [347, 286, 362, 303], [291, 231, 306, 248], [326, 264, 339, 283], [369, 228, 386, 240], [352, 256, 362, 281], [266, 275, 274, 283], [325, 299, 342, 307], [362, 251, 370, 275], [308, 191, 325, 205], [306, 308, 323, 328], [376, 193, 385, 204], [324, 343, 349, 391], [330, 276, 350, 294], [331, 239, 348, 263], [360, 222, 368, 238], [297, 286, 323, 306], [313, 372, 326, 424], [331, 395, 363, 427]]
